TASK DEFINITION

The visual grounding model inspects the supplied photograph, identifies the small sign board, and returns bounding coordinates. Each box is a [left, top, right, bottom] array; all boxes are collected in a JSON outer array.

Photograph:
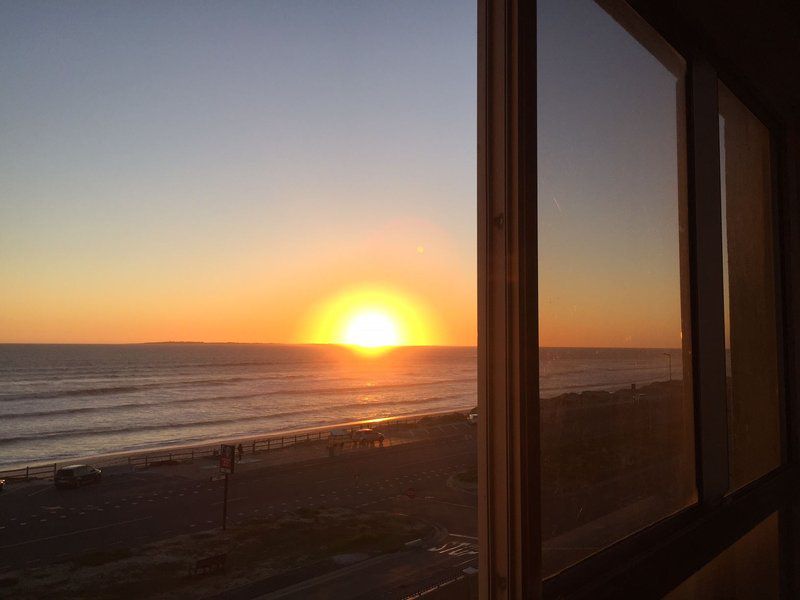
[[220, 444, 235, 474]]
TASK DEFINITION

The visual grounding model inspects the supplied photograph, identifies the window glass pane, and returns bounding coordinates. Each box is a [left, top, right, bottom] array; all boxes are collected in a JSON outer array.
[[666, 512, 780, 599], [718, 83, 782, 491], [538, 0, 695, 575], [0, 2, 477, 598]]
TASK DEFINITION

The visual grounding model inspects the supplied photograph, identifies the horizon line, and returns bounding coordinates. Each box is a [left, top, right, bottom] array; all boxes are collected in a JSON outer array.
[[0, 341, 685, 350]]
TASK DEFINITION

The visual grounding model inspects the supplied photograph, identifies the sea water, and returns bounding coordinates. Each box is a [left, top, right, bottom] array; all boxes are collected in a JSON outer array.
[[0, 344, 680, 469]]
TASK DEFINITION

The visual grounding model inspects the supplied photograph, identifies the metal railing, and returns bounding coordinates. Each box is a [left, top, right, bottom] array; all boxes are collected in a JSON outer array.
[[0, 410, 470, 482]]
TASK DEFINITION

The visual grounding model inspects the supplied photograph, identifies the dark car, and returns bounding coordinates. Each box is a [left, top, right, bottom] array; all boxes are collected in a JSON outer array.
[[54, 465, 102, 489]]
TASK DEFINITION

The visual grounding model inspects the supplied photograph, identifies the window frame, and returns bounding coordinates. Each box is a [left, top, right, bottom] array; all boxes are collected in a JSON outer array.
[[478, 0, 799, 597]]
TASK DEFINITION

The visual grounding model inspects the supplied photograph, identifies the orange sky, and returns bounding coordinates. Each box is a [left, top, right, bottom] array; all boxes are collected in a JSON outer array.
[[0, 218, 477, 346]]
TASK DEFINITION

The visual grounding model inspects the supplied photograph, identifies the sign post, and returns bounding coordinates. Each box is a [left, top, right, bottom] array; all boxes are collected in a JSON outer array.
[[219, 444, 235, 530]]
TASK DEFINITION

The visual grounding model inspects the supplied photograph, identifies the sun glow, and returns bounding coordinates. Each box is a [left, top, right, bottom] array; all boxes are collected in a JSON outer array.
[[302, 285, 438, 355]]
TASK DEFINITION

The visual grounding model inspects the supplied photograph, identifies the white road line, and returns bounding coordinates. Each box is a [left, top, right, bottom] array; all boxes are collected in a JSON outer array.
[[0, 516, 153, 549], [27, 487, 50, 498], [211, 497, 245, 506], [424, 498, 475, 510], [450, 533, 478, 540]]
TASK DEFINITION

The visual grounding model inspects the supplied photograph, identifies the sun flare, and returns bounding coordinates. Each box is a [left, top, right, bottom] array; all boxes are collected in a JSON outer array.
[[301, 284, 438, 355]]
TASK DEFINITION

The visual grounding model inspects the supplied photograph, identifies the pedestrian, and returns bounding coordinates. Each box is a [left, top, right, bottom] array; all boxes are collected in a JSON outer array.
[[237, 443, 243, 462]]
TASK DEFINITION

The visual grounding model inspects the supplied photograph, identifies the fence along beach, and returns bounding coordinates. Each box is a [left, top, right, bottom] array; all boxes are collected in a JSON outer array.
[[0, 409, 469, 481]]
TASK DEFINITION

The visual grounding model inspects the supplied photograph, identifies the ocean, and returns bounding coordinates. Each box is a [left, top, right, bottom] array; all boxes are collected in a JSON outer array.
[[0, 344, 681, 470]]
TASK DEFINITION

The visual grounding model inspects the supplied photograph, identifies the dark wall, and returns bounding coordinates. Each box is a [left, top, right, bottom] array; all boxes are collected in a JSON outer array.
[[628, 0, 800, 127]]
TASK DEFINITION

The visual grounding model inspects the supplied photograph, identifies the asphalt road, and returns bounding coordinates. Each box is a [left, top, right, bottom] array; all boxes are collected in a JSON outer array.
[[0, 423, 477, 598]]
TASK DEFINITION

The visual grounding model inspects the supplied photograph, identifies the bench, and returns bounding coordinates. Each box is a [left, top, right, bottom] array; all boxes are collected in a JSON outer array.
[[193, 553, 227, 576]]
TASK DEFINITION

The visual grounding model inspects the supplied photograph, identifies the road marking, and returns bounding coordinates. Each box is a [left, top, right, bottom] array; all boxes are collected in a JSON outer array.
[[428, 541, 478, 557], [211, 497, 245, 506], [450, 533, 478, 540], [424, 498, 475, 510], [0, 516, 153, 549], [27, 487, 50, 498]]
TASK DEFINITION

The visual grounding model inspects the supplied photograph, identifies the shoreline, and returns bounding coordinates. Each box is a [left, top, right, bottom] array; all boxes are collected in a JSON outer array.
[[1, 377, 679, 475], [0, 407, 473, 477]]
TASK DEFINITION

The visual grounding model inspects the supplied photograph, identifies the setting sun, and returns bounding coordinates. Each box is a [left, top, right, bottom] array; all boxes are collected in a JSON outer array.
[[301, 284, 440, 354], [342, 311, 400, 348]]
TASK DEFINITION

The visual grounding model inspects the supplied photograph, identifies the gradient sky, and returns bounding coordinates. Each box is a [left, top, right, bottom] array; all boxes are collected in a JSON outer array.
[[1, 1, 685, 348], [538, 0, 685, 349], [0, 0, 476, 344]]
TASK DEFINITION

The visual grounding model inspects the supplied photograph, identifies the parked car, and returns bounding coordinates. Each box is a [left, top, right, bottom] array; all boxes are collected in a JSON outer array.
[[54, 465, 102, 489], [351, 428, 385, 447], [467, 408, 478, 424]]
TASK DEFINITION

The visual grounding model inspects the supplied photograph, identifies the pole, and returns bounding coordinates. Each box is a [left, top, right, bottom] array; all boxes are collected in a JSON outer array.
[[663, 353, 672, 381], [222, 473, 229, 531]]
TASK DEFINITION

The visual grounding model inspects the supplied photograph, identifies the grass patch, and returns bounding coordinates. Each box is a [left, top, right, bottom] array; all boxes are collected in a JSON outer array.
[[9, 508, 432, 600], [455, 467, 477, 485], [73, 548, 132, 568]]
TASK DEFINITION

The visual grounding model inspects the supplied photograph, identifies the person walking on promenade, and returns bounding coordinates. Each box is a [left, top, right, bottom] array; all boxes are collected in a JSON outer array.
[[237, 443, 243, 463]]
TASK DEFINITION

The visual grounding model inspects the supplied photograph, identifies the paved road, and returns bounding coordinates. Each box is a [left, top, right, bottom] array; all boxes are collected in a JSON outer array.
[[0, 424, 477, 598]]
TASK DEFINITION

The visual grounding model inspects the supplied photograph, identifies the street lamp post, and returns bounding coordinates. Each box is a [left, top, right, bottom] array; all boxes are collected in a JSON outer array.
[[663, 353, 672, 382]]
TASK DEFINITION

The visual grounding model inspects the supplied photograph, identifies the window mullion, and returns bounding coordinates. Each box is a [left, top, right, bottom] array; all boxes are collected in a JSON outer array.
[[478, 0, 541, 597], [688, 57, 730, 505]]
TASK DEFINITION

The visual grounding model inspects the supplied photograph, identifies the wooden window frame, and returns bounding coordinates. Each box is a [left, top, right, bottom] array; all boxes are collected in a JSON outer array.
[[478, 0, 800, 598]]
